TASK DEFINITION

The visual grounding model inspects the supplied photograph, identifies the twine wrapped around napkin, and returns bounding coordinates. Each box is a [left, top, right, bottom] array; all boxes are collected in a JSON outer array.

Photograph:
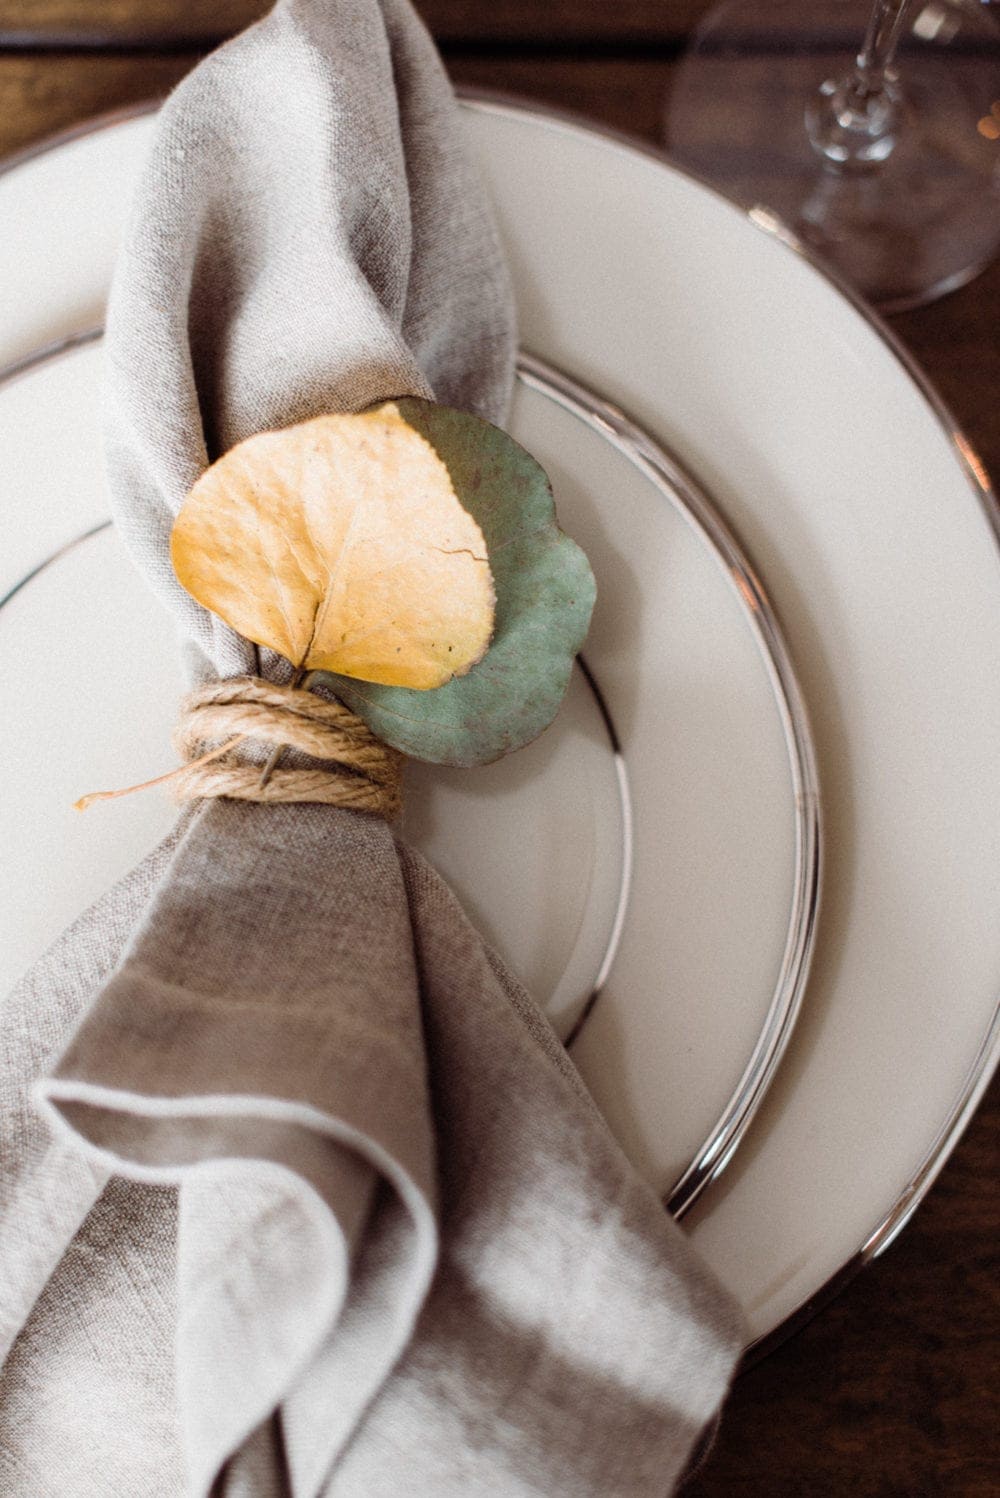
[[0, 2, 744, 1493]]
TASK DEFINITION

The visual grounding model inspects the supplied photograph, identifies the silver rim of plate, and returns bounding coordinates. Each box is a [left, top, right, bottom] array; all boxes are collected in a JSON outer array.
[[517, 353, 821, 1219], [3, 92, 998, 1361], [0, 327, 821, 1225]]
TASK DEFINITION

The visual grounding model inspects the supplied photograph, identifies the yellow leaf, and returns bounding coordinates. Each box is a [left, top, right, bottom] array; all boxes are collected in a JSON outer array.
[[170, 402, 495, 690]]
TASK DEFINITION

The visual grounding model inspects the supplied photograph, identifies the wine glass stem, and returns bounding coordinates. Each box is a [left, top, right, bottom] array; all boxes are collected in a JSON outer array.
[[856, 0, 911, 87], [806, 0, 912, 167]]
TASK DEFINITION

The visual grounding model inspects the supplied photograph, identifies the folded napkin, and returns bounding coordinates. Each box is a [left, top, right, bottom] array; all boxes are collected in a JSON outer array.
[[0, 2, 744, 1494]]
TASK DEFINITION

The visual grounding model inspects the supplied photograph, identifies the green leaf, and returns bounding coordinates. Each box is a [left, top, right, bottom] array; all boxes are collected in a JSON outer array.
[[315, 396, 596, 767]]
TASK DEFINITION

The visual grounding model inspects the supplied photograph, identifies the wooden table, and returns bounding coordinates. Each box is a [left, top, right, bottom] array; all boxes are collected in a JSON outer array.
[[2, 3, 997, 1492]]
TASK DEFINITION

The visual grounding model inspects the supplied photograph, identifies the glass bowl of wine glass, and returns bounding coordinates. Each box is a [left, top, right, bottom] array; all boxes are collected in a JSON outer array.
[[665, 0, 1000, 312]]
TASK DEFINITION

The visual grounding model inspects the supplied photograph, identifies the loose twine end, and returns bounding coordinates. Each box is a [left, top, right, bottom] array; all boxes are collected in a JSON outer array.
[[74, 676, 404, 820]]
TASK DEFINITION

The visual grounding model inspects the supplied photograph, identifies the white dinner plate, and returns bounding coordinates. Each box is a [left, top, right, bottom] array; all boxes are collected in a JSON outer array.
[[0, 333, 817, 1224], [1, 96, 998, 1353]]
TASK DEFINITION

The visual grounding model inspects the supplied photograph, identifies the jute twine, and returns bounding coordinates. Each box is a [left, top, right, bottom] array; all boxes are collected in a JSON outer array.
[[171, 676, 404, 819]]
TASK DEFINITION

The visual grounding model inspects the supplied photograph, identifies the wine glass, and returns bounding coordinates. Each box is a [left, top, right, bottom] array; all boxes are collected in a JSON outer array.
[[665, 0, 1000, 312]]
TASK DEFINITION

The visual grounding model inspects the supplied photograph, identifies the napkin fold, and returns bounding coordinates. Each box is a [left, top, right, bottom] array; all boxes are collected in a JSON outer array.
[[0, 2, 744, 1493]]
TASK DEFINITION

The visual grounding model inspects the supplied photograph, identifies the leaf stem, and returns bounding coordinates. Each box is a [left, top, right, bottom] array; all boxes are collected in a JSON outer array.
[[74, 733, 246, 812]]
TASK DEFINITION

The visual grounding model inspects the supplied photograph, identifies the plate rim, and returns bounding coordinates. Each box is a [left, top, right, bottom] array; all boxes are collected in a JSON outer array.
[[517, 353, 822, 1221], [2, 90, 998, 1363]]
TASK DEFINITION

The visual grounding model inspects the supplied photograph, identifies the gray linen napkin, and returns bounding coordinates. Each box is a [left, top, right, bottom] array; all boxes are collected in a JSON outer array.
[[0, 2, 744, 1493]]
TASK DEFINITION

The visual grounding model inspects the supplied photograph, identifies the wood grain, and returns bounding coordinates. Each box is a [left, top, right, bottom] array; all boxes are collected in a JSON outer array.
[[0, 53, 190, 154], [687, 1077, 1000, 1496], [0, 0, 267, 47], [1, 28, 997, 1498], [0, 0, 705, 48]]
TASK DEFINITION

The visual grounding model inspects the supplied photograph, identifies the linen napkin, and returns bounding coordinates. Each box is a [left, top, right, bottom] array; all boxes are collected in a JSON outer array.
[[0, 2, 745, 1494]]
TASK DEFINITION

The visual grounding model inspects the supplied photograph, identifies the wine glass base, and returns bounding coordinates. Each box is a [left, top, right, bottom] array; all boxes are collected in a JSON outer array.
[[664, 0, 1000, 312]]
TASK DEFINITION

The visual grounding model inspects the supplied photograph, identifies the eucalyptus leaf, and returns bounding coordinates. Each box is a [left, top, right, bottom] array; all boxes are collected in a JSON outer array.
[[171, 403, 494, 691], [316, 397, 596, 767]]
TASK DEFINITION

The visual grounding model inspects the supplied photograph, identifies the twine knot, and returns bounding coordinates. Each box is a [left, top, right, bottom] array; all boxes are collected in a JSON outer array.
[[172, 676, 404, 819]]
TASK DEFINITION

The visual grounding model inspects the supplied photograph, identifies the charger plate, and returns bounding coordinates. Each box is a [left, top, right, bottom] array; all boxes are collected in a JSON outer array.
[[1, 96, 998, 1353]]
